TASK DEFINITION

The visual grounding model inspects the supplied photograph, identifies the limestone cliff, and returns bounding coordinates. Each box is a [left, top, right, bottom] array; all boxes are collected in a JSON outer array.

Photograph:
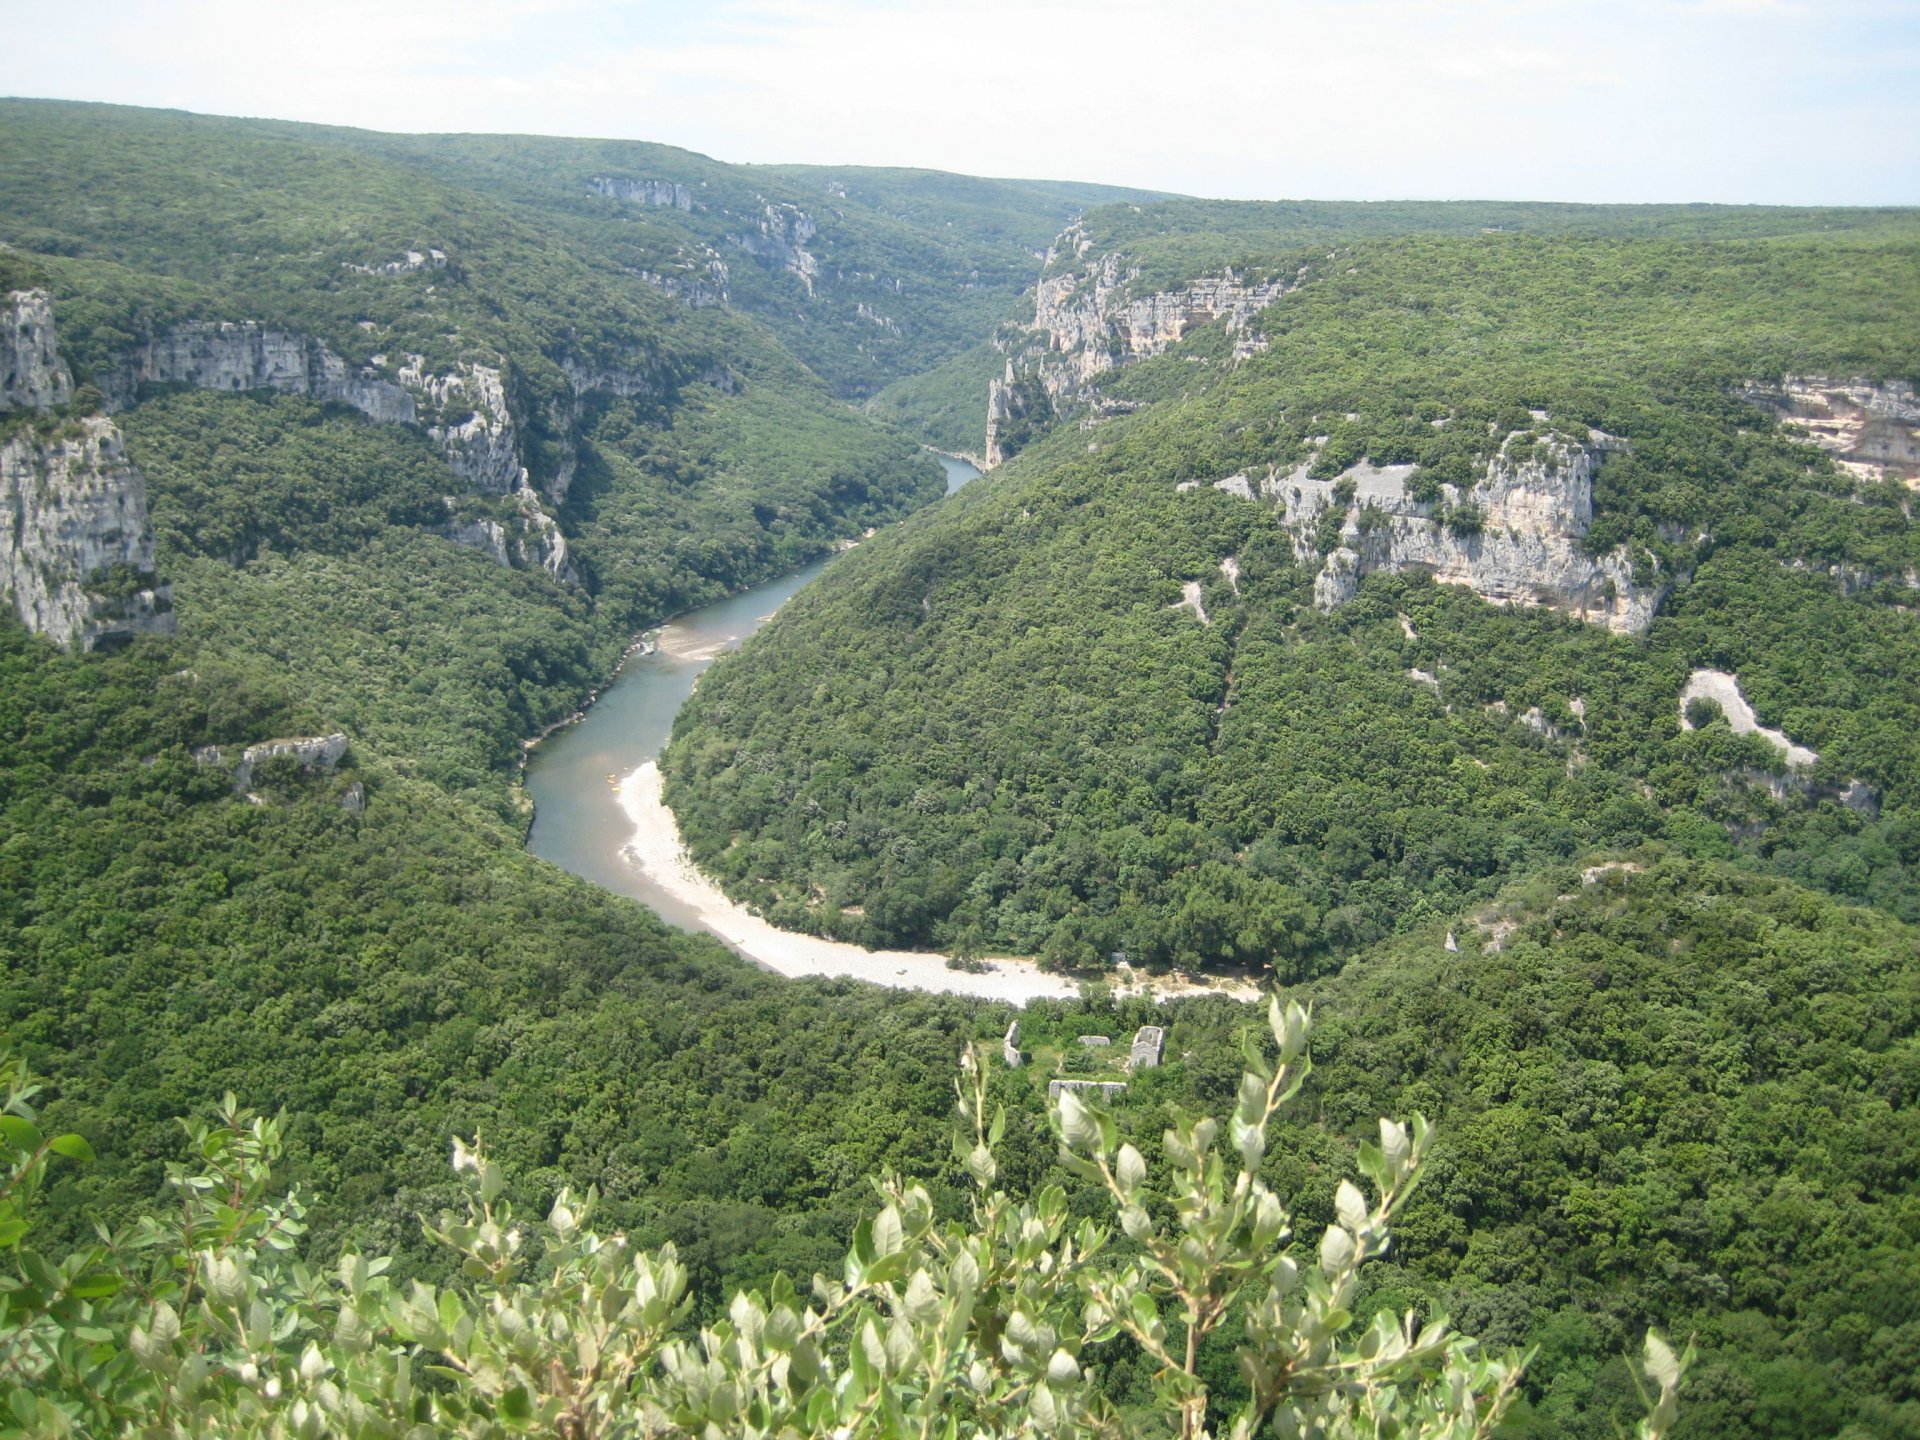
[[3, 289, 73, 410], [1742, 377, 1920, 485], [1, 417, 174, 650], [985, 232, 1298, 466], [195, 732, 349, 793], [590, 176, 694, 211], [100, 318, 595, 578], [1249, 430, 1668, 634], [393, 357, 525, 495], [344, 248, 447, 276], [731, 203, 820, 296], [629, 246, 730, 309]]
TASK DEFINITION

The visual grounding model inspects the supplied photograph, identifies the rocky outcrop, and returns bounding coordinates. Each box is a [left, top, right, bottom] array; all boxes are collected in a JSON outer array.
[[732, 204, 820, 296], [105, 324, 542, 497], [1744, 377, 1920, 485], [590, 176, 694, 211], [442, 513, 511, 568], [628, 246, 730, 309], [195, 732, 348, 792], [1031, 249, 1294, 391], [1255, 431, 1668, 634], [3, 292, 172, 650], [100, 319, 584, 576], [345, 248, 447, 276], [1678, 669, 1817, 767], [3, 290, 73, 410], [104, 322, 418, 425], [2, 417, 174, 651], [511, 491, 572, 580], [440, 490, 574, 582], [854, 302, 900, 335], [394, 357, 524, 495], [985, 235, 1299, 466]]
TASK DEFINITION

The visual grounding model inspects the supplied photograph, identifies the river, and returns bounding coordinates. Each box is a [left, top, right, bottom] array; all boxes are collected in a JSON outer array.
[[524, 454, 1249, 1003]]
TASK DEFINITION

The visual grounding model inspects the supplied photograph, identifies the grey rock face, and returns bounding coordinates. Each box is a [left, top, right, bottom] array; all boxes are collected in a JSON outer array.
[[344, 248, 447, 276], [1743, 376, 1920, 484], [442, 514, 512, 568], [732, 204, 820, 295], [985, 237, 1297, 466], [2, 417, 175, 651], [396, 357, 525, 496], [106, 320, 607, 579], [1003, 1019, 1022, 1069], [629, 246, 731, 309], [589, 176, 694, 211], [1266, 434, 1668, 634], [104, 325, 546, 504], [2, 290, 73, 411], [104, 322, 419, 428], [196, 732, 348, 792]]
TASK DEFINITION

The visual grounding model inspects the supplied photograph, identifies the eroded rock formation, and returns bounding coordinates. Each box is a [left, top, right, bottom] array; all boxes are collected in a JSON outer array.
[[1743, 377, 1920, 485], [96, 316, 598, 579], [195, 732, 348, 792], [2, 291, 173, 651], [3, 289, 73, 410], [732, 204, 820, 296], [985, 232, 1298, 466], [1, 417, 173, 650], [1255, 431, 1669, 634], [104, 322, 417, 424], [589, 176, 694, 211]]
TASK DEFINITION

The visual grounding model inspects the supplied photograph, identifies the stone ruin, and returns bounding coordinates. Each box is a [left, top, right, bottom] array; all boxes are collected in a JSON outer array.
[[1129, 1025, 1165, 1070], [1048, 1079, 1129, 1102]]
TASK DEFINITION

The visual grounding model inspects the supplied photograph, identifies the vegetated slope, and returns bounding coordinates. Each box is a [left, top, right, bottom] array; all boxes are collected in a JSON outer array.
[[0, 113, 1916, 1434], [0, 98, 989, 804], [1275, 854, 1920, 1438], [211, 113, 1163, 401], [0, 96, 1047, 1292], [0, 625, 992, 1303], [5, 632, 1914, 1437], [1047, 194, 1920, 295], [663, 218, 1920, 964]]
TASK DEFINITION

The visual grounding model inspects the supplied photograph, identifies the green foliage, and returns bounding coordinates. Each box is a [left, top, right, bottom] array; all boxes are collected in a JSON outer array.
[[866, 342, 1001, 456], [0, 98, 1910, 1438], [665, 222, 1920, 958], [0, 1013, 1691, 1438]]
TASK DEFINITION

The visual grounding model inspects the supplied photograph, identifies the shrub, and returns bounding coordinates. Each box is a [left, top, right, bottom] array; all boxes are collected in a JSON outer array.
[[0, 1010, 1688, 1437]]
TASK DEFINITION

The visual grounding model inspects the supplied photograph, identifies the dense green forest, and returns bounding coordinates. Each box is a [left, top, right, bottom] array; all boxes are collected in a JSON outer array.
[[3, 100, 1919, 1435], [666, 224, 1920, 963]]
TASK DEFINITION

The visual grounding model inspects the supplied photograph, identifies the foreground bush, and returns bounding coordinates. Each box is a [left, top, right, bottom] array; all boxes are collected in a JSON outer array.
[[0, 1003, 1686, 1437]]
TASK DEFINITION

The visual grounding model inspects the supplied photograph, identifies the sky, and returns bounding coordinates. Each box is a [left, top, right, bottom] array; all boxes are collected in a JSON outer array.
[[3, 0, 1918, 204]]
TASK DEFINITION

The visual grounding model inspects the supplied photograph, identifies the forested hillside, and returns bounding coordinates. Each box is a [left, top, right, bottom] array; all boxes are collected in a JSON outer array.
[[667, 219, 1920, 963], [3, 100, 1918, 1437]]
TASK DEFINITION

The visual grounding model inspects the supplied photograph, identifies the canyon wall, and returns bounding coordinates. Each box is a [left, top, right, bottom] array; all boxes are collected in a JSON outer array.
[[1743, 377, 1920, 485], [1, 409, 174, 650], [1240, 431, 1668, 634], [985, 231, 1297, 466]]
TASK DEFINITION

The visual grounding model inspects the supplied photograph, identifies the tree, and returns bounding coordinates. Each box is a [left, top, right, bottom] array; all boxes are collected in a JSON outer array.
[[0, 1010, 1690, 1437]]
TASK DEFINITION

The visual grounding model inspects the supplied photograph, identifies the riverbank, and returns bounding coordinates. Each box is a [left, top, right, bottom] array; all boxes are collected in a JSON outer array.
[[617, 762, 1257, 1005]]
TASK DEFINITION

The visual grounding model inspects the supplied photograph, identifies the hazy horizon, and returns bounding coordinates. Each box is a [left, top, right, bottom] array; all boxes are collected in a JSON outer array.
[[3, 0, 1917, 207]]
